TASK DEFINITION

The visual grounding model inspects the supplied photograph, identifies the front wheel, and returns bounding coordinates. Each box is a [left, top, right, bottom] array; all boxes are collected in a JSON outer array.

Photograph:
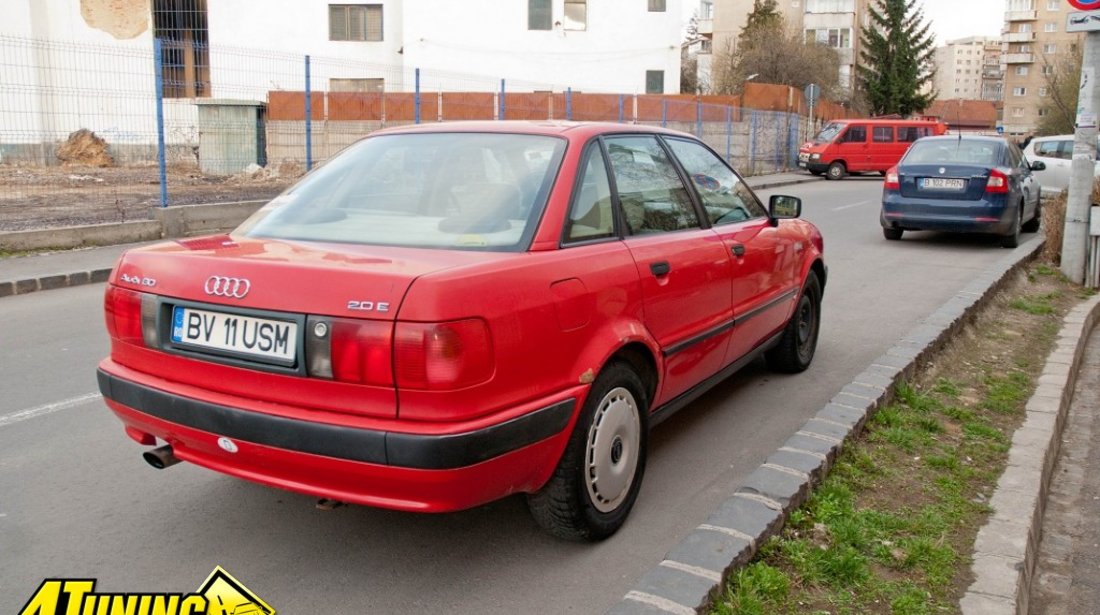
[[527, 361, 648, 541], [766, 272, 822, 373], [825, 162, 846, 181]]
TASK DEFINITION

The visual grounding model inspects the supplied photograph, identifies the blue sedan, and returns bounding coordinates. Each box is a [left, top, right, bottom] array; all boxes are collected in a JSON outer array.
[[880, 135, 1044, 248]]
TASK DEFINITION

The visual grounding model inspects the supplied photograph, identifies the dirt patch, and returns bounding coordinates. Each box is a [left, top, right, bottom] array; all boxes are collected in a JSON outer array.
[[56, 129, 115, 167], [0, 163, 297, 232]]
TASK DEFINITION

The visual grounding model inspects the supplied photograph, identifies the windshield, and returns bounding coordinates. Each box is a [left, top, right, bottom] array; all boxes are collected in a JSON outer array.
[[813, 122, 845, 144], [239, 132, 566, 251]]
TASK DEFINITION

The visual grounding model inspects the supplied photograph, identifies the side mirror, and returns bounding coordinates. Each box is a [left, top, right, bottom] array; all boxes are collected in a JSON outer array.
[[1030, 160, 1046, 171], [769, 195, 801, 220]]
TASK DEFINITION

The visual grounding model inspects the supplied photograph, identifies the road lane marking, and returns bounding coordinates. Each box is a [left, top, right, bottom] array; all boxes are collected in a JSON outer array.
[[833, 200, 874, 211], [0, 393, 101, 428]]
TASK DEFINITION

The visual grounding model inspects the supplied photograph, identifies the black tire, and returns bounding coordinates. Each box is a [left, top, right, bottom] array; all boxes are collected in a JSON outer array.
[[809, 169, 823, 176], [825, 162, 846, 181], [1001, 204, 1021, 248], [883, 227, 903, 241], [766, 272, 822, 373], [1022, 196, 1041, 233], [527, 361, 649, 541]]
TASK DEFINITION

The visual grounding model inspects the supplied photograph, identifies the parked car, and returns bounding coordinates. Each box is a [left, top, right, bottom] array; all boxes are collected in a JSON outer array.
[[98, 122, 826, 541], [799, 118, 948, 180], [1022, 133, 1100, 196], [880, 135, 1043, 248]]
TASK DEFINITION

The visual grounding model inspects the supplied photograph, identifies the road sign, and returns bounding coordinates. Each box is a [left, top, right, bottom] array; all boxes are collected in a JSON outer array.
[[804, 83, 820, 106], [1068, 10, 1100, 31], [996, 126, 1004, 134], [1069, 0, 1100, 10]]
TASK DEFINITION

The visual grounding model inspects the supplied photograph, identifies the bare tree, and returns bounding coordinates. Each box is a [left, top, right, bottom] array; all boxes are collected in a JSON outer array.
[[1036, 45, 1083, 136], [710, 30, 840, 96]]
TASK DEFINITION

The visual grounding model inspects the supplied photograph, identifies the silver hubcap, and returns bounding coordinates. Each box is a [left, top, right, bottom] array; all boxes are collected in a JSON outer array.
[[585, 386, 641, 513]]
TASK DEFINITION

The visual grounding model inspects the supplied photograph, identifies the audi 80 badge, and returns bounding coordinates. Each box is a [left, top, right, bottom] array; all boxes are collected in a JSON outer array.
[[97, 121, 826, 541]]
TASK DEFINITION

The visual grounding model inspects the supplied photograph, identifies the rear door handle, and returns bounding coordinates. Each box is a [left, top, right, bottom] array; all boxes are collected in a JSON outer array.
[[650, 261, 671, 276], [731, 244, 746, 257]]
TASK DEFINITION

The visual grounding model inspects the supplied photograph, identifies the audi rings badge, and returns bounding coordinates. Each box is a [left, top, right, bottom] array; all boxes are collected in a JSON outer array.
[[204, 276, 251, 299]]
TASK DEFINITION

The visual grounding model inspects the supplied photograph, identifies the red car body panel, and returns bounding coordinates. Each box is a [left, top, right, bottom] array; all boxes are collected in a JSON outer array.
[[97, 121, 825, 514]]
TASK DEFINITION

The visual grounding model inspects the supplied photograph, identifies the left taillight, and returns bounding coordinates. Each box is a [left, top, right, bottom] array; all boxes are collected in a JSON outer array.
[[884, 167, 900, 190], [104, 286, 157, 347]]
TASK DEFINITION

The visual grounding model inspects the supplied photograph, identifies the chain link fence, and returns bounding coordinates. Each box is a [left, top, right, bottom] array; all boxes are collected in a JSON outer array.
[[0, 34, 816, 232]]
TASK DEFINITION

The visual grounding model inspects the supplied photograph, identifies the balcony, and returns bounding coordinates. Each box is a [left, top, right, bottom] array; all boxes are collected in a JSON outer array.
[[1006, 10, 1037, 21], [1002, 31, 1036, 42], [982, 70, 1004, 79], [697, 18, 713, 35], [1003, 53, 1035, 64]]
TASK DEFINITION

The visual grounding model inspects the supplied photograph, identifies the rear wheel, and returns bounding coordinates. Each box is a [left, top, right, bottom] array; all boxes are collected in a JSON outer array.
[[1001, 204, 1022, 248], [883, 227, 903, 241], [527, 361, 648, 541], [766, 272, 822, 373], [1022, 196, 1041, 233], [826, 162, 846, 181]]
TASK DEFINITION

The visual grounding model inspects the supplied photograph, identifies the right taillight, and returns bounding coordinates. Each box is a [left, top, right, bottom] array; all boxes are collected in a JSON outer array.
[[395, 319, 494, 391], [884, 167, 900, 190], [306, 316, 394, 386], [986, 169, 1009, 194]]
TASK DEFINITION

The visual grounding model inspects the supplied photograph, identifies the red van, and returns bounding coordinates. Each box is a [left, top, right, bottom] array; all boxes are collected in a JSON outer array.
[[798, 118, 948, 180]]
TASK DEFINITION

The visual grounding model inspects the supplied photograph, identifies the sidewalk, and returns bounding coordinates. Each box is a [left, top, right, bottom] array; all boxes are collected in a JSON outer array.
[[0, 171, 823, 298]]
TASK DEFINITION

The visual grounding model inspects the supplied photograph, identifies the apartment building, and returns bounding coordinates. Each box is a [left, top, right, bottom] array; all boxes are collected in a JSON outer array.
[[932, 37, 1002, 101], [695, 0, 867, 95], [1001, 0, 1081, 138]]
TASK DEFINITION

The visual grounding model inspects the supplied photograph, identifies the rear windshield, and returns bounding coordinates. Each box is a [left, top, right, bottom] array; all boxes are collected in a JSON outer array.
[[903, 139, 1001, 166], [239, 132, 566, 251], [813, 122, 845, 144]]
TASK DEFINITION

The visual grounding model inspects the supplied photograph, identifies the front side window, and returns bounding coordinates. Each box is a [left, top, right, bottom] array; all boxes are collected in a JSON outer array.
[[329, 4, 383, 41], [240, 133, 566, 251], [528, 0, 551, 30], [564, 146, 616, 243], [842, 125, 867, 143], [604, 136, 699, 235], [665, 138, 767, 225]]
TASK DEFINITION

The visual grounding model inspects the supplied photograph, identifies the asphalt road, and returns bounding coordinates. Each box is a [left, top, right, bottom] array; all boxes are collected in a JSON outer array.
[[0, 176, 1039, 613]]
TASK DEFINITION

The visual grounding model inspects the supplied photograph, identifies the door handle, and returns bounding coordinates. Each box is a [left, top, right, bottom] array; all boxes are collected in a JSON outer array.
[[650, 261, 671, 276], [731, 244, 746, 257]]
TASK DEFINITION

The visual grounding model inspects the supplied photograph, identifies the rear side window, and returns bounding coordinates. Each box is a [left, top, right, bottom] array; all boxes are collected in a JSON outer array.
[[873, 126, 894, 143], [664, 137, 767, 225], [605, 135, 699, 235], [842, 125, 867, 143], [564, 146, 616, 243]]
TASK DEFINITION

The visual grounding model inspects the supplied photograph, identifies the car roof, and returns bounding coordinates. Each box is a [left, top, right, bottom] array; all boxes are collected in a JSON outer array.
[[369, 120, 696, 141]]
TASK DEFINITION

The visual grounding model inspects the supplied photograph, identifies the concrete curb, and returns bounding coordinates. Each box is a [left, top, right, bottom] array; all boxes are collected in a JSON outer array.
[[0, 267, 113, 299], [606, 236, 1046, 615], [959, 293, 1100, 615]]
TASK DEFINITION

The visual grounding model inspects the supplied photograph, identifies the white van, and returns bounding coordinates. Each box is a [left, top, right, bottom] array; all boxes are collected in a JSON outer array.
[[1022, 134, 1100, 196]]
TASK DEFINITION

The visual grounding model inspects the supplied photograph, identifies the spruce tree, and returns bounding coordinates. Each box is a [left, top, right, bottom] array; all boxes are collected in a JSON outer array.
[[857, 0, 936, 116]]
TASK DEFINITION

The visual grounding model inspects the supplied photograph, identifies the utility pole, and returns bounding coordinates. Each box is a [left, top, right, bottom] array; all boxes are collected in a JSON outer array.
[[1063, 2, 1100, 285]]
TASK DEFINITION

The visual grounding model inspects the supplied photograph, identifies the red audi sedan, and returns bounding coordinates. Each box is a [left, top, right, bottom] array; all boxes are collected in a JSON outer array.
[[98, 122, 825, 540]]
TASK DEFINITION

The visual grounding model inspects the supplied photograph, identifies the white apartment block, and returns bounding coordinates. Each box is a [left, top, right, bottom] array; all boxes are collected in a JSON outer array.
[[1001, 0, 1081, 137], [933, 37, 1001, 102]]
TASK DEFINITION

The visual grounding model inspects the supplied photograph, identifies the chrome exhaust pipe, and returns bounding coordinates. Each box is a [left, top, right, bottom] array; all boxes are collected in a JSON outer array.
[[143, 444, 180, 469]]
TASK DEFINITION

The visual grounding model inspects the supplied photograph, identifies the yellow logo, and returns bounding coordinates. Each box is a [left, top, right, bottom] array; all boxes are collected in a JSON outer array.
[[18, 566, 275, 615]]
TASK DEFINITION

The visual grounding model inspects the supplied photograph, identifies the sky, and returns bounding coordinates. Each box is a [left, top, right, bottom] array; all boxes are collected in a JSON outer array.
[[917, 0, 1006, 45]]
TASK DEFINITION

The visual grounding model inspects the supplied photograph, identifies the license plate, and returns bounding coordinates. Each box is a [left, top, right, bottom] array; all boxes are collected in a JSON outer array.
[[920, 177, 966, 190], [171, 306, 297, 363]]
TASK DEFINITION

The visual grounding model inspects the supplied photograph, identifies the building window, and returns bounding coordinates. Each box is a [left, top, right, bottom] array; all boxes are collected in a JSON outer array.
[[806, 27, 851, 48], [1013, 87, 1026, 96], [528, 0, 551, 30], [1015, 66, 1028, 76], [700, 39, 713, 53], [1047, 0, 1058, 8], [1044, 22, 1057, 32], [1012, 107, 1024, 117], [330, 78, 384, 92], [1038, 87, 1048, 96], [329, 5, 383, 41], [648, 0, 666, 12], [153, 0, 210, 98], [564, 0, 587, 30], [645, 70, 664, 94], [1043, 43, 1057, 53], [1038, 108, 1048, 116], [1042, 64, 1054, 75]]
